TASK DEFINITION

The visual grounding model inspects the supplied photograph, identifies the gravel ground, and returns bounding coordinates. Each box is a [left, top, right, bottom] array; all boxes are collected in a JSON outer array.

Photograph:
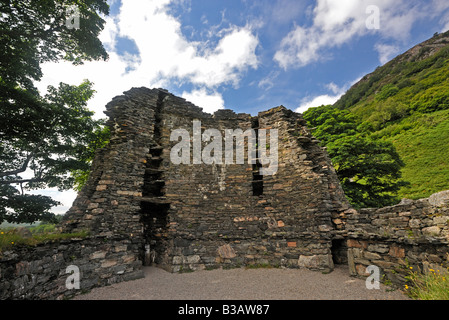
[[74, 265, 409, 300]]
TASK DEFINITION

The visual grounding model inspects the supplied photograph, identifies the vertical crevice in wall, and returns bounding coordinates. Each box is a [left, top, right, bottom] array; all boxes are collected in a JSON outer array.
[[251, 117, 264, 196], [141, 90, 171, 267]]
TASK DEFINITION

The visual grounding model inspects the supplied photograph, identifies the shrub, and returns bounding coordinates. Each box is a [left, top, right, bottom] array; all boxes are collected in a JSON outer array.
[[375, 84, 400, 102]]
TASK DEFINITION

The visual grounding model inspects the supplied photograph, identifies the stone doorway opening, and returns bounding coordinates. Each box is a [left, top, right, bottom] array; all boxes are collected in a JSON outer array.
[[141, 201, 170, 266], [331, 239, 348, 265]]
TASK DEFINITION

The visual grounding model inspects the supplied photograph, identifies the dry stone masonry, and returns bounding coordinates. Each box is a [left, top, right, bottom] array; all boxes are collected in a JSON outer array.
[[1, 88, 448, 299], [344, 190, 449, 286], [61, 87, 351, 273]]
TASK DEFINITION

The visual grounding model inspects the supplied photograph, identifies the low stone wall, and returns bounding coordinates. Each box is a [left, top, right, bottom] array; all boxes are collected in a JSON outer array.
[[0, 236, 143, 300], [345, 191, 449, 286], [169, 238, 334, 273]]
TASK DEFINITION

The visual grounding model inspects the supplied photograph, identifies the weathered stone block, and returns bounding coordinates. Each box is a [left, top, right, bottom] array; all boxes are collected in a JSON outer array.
[[364, 251, 382, 260], [409, 219, 421, 228], [355, 264, 370, 276], [101, 259, 118, 268], [186, 255, 201, 264], [287, 242, 297, 248], [87, 202, 99, 210], [298, 254, 333, 270], [367, 244, 388, 254], [347, 239, 367, 249], [433, 216, 449, 226], [90, 251, 107, 260], [96, 185, 107, 191], [217, 244, 236, 259], [422, 226, 441, 237], [388, 246, 405, 258], [429, 190, 449, 207]]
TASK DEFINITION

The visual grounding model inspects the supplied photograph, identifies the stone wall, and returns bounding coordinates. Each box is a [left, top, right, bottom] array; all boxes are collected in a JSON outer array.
[[59, 87, 351, 274], [345, 190, 449, 286], [151, 94, 351, 273], [0, 236, 143, 299]]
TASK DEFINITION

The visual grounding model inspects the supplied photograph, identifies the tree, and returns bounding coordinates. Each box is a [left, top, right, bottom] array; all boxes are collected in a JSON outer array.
[[0, 80, 105, 223], [326, 135, 407, 208], [303, 105, 407, 208], [72, 124, 110, 192], [303, 104, 358, 144], [0, 0, 109, 223], [0, 0, 109, 91]]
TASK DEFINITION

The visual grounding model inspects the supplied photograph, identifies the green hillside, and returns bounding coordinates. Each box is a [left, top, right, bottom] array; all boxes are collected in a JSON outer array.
[[333, 31, 449, 200]]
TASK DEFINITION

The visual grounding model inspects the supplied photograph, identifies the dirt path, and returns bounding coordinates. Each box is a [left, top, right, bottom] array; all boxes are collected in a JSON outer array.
[[74, 265, 409, 300]]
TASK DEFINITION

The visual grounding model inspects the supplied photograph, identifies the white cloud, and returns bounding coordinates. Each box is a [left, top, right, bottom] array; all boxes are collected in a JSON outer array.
[[375, 43, 400, 65], [181, 88, 225, 114], [274, 0, 449, 69], [98, 15, 119, 51], [295, 79, 358, 113], [274, 0, 376, 69], [258, 71, 280, 90], [35, 0, 259, 117], [296, 93, 343, 114], [36, 52, 133, 119], [444, 21, 449, 33], [326, 82, 341, 95], [180, 26, 259, 87], [269, 0, 306, 25], [116, 0, 259, 88], [441, 11, 449, 32]]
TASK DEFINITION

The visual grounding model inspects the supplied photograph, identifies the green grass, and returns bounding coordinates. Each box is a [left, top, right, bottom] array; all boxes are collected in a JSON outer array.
[[385, 110, 449, 199], [245, 263, 278, 269], [0, 225, 89, 252]]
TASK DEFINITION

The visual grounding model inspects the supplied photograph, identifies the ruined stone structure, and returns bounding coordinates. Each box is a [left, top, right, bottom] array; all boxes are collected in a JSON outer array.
[[1, 88, 448, 299], [61, 87, 351, 273]]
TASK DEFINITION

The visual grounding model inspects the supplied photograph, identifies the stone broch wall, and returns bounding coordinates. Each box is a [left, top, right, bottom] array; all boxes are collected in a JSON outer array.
[[60, 87, 351, 273], [1, 87, 448, 299]]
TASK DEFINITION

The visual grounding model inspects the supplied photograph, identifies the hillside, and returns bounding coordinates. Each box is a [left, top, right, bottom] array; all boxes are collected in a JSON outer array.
[[333, 30, 449, 200]]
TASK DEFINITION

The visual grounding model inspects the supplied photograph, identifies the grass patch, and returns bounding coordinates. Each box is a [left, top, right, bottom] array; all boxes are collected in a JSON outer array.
[[245, 263, 278, 269], [0, 224, 89, 252], [387, 111, 449, 199], [405, 266, 449, 300]]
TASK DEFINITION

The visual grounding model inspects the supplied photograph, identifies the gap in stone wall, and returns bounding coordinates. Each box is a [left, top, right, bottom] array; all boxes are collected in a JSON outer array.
[[331, 239, 348, 265], [251, 116, 263, 196], [141, 201, 170, 266], [140, 90, 171, 267]]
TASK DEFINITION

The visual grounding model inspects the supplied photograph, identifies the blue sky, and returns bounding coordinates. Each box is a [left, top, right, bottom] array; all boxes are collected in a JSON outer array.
[[34, 0, 449, 213], [37, 0, 449, 118]]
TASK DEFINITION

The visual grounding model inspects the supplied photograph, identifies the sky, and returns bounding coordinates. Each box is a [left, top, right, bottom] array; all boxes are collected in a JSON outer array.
[[33, 0, 449, 214]]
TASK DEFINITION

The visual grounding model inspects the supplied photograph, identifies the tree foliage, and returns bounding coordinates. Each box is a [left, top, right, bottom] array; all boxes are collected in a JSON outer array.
[[0, 80, 105, 223], [303, 105, 407, 208], [72, 124, 110, 192], [0, 0, 109, 91], [0, 0, 109, 223]]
